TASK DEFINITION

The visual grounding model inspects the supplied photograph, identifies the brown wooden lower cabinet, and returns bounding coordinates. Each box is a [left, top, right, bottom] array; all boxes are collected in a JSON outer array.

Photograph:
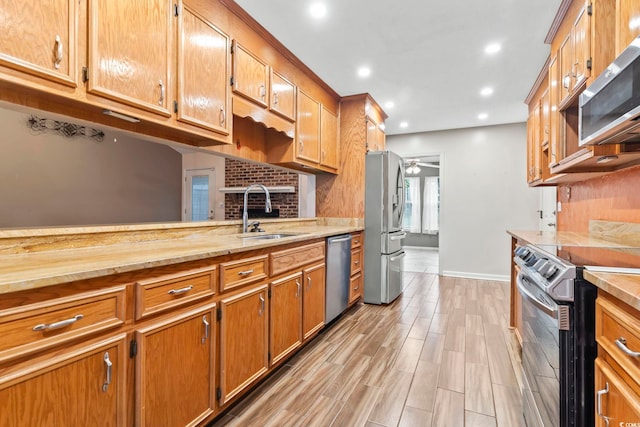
[[595, 358, 640, 426], [135, 303, 216, 427], [303, 262, 326, 340], [270, 273, 303, 365], [218, 283, 269, 405], [0, 333, 128, 427]]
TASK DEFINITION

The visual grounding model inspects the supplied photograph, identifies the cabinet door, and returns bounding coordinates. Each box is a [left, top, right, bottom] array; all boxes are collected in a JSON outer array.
[[349, 272, 363, 305], [303, 263, 326, 340], [548, 56, 560, 167], [559, 33, 573, 103], [366, 118, 378, 152], [375, 125, 386, 151], [269, 69, 296, 121], [0, 334, 127, 427], [177, 6, 230, 136], [296, 90, 321, 163], [87, 0, 174, 116], [232, 41, 268, 107], [541, 88, 550, 147], [219, 284, 269, 405], [270, 273, 302, 365], [320, 107, 339, 170], [618, 0, 640, 54], [135, 304, 216, 427], [595, 359, 640, 426], [0, 0, 77, 87], [573, 5, 591, 91]]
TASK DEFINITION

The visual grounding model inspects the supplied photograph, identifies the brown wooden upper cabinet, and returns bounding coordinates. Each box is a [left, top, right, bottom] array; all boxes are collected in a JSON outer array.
[[231, 41, 269, 108], [559, 3, 591, 107], [296, 89, 321, 164], [366, 117, 386, 152], [320, 106, 339, 171], [617, 0, 640, 54], [269, 69, 296, 122], [176, 6, 231, 137], [87, 0, 175, 117], [0, 0, 78, 90]]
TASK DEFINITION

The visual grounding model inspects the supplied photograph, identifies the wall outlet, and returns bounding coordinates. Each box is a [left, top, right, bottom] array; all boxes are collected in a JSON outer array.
[[557, 201, 562, 212]]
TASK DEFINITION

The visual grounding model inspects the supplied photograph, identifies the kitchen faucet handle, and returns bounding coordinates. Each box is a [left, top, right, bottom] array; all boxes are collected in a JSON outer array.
[[249, 221, 263, 232]]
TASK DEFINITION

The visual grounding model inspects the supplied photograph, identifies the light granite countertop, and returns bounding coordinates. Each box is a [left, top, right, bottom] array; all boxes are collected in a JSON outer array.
[[0, 218, 362, 295], [583, 270, 640, 311]]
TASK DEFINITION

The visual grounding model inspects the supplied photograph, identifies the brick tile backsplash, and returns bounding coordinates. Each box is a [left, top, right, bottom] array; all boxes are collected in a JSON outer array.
[[225, 159, 299, 220]]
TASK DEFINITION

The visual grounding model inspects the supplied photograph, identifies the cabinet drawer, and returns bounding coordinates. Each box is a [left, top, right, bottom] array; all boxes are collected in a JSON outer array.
[[349, 272, 362, 305], [351, 233, 363, 249], [596, 295, 640, 384], [220, 255, 268, 292], [135, 266, 216, 320], [270, 242, 325, 277], [0, 286, 126, 363], [350, 248, 362, 275]]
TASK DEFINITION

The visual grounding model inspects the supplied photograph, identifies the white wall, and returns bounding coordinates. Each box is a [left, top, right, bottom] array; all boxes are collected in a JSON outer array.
[[0, 106, 182, 228], [387, 123, 540, 280]]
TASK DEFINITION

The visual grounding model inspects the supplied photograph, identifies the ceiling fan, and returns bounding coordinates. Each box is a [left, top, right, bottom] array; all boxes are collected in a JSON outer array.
[[404, 159, 440, 174]]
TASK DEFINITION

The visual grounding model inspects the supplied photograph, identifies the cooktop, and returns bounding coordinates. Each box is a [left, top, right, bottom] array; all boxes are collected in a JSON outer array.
[[535, 244, 640, 272]]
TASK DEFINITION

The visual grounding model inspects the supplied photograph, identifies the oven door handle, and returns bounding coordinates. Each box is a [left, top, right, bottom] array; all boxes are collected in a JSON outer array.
[[516, 274, 558, 319]]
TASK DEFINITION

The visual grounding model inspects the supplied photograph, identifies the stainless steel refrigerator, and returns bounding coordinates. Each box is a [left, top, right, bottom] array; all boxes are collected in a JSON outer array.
[[364, 150, 406, 304]]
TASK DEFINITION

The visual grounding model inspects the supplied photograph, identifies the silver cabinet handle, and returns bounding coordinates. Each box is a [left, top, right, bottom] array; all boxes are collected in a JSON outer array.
[[219, 106, 225, 126], [238, 269, 254, 276], [562, 73, 571, 89], [202, 314, 210, 344], [259, 294, 265, 316], [259, 84, 266, 99], [307, 275, 311, 290], [273, 91, 278, 105], [33, 314, 84, 332], [102, 352, 112, 392], [299, 140, 304, 153], [354, 260, 360, 265], [158, 80, 165, 105], [168, 285, 193, 296], [54, 35, 63, 69], [596, 382, 610, 427], [296, 280, 301, 297], [615, 337, 640, 358]]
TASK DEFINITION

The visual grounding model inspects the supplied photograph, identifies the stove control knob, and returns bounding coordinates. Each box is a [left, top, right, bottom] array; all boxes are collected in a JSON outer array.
[[542, 265, 558, 278], [525, 254, 538, 266], [514, 247, 527, 257]]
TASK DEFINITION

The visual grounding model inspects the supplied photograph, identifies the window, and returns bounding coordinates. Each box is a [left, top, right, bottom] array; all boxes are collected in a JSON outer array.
[[402, 176, 440, 234]]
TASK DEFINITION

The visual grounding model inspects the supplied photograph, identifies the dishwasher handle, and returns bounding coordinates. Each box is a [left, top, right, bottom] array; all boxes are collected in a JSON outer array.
[[329, 236, 352, 243]]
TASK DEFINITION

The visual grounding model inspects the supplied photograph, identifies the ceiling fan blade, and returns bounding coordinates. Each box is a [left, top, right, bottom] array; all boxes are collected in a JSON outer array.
[[417, 162, 440, 168]]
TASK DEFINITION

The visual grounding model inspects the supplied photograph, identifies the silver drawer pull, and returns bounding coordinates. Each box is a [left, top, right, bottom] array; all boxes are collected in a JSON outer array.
[[615, 337, 640, 358], [296, 280, 301, 297], [259, 294, 265, 316], [238, 269, 254, 276], [596, 382, 610, 427], [168, 285, 193, 296], [307, 276, 312, 290], [54, 35, 63, 69], [102, 352, 112, 392], [33, 314, 84, 332], [202, 315, 210, 344]]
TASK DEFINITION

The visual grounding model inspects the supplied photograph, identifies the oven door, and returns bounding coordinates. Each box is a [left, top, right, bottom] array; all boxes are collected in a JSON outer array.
[[517, 272, 570, 427]]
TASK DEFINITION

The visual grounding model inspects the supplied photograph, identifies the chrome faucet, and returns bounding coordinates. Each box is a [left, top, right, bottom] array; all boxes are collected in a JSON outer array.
[[243, 184, 272, 233]]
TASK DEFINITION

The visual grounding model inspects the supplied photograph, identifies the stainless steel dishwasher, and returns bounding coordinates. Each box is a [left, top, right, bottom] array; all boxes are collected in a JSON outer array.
[[325, 234, 352, 323]]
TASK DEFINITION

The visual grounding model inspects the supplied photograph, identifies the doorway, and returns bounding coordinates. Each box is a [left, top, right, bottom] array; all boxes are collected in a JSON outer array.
[[184, 168, 216, 221], [539, 187, 557, 231], [401, 155, 440, 273]]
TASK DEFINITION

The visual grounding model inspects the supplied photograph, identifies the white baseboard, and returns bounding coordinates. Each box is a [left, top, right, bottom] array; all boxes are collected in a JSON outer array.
[[441, 270, 510, 282]]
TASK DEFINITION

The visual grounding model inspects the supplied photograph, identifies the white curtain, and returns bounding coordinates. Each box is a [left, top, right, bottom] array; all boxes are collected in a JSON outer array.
[[422, 176, 439, 234], [403, 177, 421, 233]]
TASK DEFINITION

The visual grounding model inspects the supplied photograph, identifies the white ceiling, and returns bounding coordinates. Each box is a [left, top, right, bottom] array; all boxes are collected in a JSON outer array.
[[233, 0, 562, 136]]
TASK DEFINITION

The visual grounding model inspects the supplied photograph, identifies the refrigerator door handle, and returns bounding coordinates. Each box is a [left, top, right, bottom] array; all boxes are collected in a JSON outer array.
[[390, 232, 407, 241], [390, 251, 406, 262]]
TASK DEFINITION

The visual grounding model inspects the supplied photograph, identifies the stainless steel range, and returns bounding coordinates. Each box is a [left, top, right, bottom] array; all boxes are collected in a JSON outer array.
[[514, 244, 597, 427]]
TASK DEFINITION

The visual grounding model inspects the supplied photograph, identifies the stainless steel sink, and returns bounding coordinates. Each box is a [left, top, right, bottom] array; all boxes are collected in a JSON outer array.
[[242, 233, 299, 240]]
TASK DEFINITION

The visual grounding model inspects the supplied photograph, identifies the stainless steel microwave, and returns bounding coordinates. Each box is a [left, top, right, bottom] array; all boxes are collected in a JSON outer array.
[[579, 36, 640, 146]]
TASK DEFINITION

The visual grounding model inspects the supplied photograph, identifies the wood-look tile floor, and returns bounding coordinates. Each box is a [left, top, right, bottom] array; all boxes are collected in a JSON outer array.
[[211, 248, 525, 427]]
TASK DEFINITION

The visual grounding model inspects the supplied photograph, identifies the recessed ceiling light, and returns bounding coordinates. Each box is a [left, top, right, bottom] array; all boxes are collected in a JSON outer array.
[[385, 101, 395, 109], [357, 66, 371, 78], [309, 3, 327, 19], [485, 43, 501, 55], [478, 113, 489, 120], [480, 87, 494, 97], [399, 121, 409, 128]]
